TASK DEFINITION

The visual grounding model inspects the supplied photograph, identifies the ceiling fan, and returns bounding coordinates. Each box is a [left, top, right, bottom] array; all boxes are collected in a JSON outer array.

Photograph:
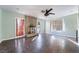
[[41, 8, 55, 16]]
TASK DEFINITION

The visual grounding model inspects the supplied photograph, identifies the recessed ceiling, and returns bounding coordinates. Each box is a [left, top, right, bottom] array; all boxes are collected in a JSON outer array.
[[0, 5, 78, 19]]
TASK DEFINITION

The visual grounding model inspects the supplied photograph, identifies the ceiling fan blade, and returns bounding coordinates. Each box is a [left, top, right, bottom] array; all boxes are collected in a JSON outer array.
[[48, 8, 53, 12], [41, 8, 55, 16], [49, 13, 55, 15]]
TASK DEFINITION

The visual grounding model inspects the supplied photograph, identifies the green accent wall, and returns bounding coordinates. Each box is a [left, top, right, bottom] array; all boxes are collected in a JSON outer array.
[[0, 9, 24, 40]]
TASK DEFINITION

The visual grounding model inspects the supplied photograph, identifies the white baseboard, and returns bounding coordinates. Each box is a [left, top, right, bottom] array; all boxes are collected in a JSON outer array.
[[52, 33, 76, 38], [0, 40, 3, 43], [51, 33, 79, 46], [0, 34, 79, 48], [0, 35, 25, 43], [67, 39, 79, 46], [60, 35, 76, 38]]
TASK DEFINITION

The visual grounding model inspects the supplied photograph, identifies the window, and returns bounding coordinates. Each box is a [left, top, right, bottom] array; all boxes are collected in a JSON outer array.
[[50, 19, 64, 32]]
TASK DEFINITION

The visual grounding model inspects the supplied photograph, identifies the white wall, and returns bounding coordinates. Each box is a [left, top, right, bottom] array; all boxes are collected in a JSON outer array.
[[36, 19, 45, 33], [63, 13, 77, 37], [0, 9, 1, 38], [0, 9, 25, 42], [37, 19, 51, 34], [51, 13, 77, 38], [46, 20, 50, 33], [78, 13, 79, 38]]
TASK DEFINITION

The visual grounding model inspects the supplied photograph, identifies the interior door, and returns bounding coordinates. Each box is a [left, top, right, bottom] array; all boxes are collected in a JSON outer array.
[[16, 18, 25, 36]]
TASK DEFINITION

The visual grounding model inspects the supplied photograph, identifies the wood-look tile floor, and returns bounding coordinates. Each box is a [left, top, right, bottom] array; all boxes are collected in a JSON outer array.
[[0, 33, 79, 53]]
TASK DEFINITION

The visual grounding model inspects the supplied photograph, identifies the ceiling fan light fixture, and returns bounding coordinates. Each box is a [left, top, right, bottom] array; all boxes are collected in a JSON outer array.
[[41, 8, 55, 16]]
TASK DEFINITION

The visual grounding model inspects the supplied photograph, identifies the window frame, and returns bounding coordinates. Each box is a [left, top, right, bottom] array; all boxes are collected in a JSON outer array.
[[50, 19, 65, 32]]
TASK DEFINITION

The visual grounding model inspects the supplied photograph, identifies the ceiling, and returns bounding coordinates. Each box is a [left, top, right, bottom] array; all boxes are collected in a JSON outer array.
[[0, 5, 78, 20]]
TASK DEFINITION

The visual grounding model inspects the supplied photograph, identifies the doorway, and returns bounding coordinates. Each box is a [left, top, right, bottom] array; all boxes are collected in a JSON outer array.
[[16, 18, 25, 36]]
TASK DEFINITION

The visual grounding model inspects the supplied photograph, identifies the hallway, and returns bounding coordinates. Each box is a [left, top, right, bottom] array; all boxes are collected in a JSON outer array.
[[0, 33, 79, 53]]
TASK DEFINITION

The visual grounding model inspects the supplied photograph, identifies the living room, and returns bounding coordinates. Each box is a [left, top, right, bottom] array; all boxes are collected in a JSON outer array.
[[0, 5, 79, 53]]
